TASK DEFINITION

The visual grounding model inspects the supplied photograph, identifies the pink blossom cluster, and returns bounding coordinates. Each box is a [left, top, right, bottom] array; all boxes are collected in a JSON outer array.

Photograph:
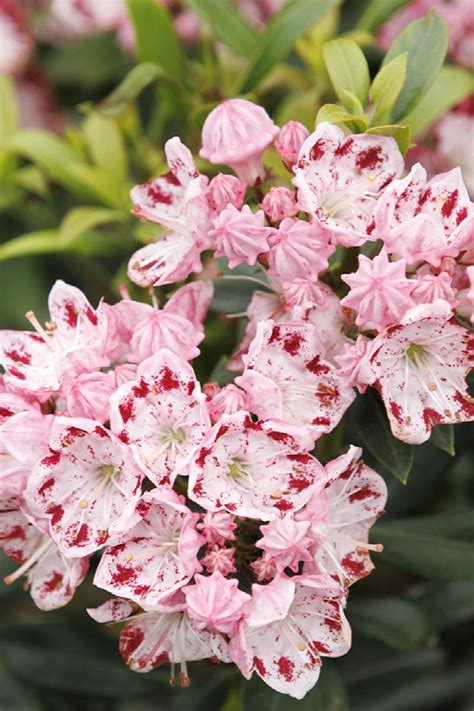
[[0, 97, 473, 699]]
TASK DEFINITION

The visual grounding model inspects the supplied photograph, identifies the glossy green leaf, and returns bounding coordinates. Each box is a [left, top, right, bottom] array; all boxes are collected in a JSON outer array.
[[316, 104, 367, 132], [365, 124, 412, 154], [126, 0, 185, 83], [430, 424, 455, 456], [346, 389, 414, 483], [370, 53, 407, 125], [402, 65, 474, 136], [239, 0, 339, 93], [97, 62, 179, 118], [187, 0, 256, 56], [241, 664, 349, 710], [323, 37, 370, 110], [356, 0, 408, 31], [349, 597, 435, 651], [373, 512, 474, 581], [83, 113, 128, 184], [58, 207, 129, 245], [382, 12, 449, 122]]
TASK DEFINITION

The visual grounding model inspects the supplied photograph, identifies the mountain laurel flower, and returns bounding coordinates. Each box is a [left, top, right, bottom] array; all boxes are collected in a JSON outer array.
[[275, 120, 310, 167], [196, 510, 237, 545], [201, 544, 237, 575], [200, 98, 279, 185]]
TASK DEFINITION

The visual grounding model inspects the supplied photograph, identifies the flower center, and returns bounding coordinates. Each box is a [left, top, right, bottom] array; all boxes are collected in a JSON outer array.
[[406, 343, 424, 360]]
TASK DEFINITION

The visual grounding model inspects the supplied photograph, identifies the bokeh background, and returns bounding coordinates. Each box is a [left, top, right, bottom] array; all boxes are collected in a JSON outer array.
[[0, 1, 473, 709]]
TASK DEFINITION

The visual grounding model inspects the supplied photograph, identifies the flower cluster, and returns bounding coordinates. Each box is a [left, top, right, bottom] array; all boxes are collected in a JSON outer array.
[[1, 97, 472, 699]]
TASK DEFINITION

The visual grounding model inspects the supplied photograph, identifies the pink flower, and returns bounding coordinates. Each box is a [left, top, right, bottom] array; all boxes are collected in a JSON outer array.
[[467, 266, 474, 322], [251, 557, 277, 582], [94, 487, 203, 608], [64, 371, 116, 423], [200, 99, 279, 185], [362, 301, 474, 444], [206, 173, 246, 212], [437, 109, 474, 196], [372, 164, 473, 266], [196, 510, 237, 545], [24, 417, 144, 556], [411, 270, 458, 308], [0, 409, 52, 498], [262, 187, 298, 223], [256, 513, 313, 572], [341, 251, 415, 329], [236, 321, 355, 440], [210, 204, 272, 269], [188, 411, 325, 520], [206, 383, 248, 422], [0, 0, 34, 75], [275, 121, 310, 167], [184, 571, 250, 634], [298, 446, 387, 585], [110, 350, 210, 486], [334, 335, 377, 393], [1, 499, 89, 611], [116, 597, 230, 680], [0, 280, 110, 396], [230, 574, 351, 699], [293, 122, 404, 247], [268, 218, 334, 283], [201, 545, 236, 575]]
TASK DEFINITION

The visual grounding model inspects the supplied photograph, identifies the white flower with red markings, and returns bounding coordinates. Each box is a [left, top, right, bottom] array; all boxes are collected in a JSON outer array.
[[230, 574, 351, 699], [188, 411, 325, 520], [24, 417, 143, 557], [293, 122, 404, 247], [110, 349, 210, 486], [94, 487, 203, 608]]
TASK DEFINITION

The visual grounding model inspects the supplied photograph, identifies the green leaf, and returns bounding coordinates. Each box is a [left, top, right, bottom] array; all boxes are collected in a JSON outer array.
[[0, 230, 60, 262], [208, 356, 236, 387], [58, 207, 129, 245], [370, 53, 407, 125], [126, 0, 185, 83], [0, 76, 18, 143], [346, 389, 414, 483], [316, 104, 367, 132], [373, 511, 474, 581], [415, 583, 474, 630], [97, 62, 179, 117], [430, 424, 455, 456], [187, 0, 256, 57], [402, 65, 474, 136], [323, 37, 370, 110], [239, 0, 339, 93], [349, 597, 435, 651], [365, 124, 412, 154], [241, 664, 349, 710], [67, 163, 129, 208], [356, 0, 408, 32], [382, 12, 449, 122], [83, 112, 128, 184]]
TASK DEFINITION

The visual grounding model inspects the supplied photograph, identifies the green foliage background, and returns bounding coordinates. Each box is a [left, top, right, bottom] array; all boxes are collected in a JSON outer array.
[[0, 1, 473, 709]]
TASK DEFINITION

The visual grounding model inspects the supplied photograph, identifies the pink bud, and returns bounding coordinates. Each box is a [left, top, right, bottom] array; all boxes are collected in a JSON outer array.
[[65, 371, 116, 423], [210, 204, 272, 269], [274, 120, 309, 166], [206, 173, 246, 212], [207, 383, 247, 422], [200, 99, 279, 185], [261, 186, 298, 223], [197, 510, 236, 545], [174, 10, 201, 43]]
